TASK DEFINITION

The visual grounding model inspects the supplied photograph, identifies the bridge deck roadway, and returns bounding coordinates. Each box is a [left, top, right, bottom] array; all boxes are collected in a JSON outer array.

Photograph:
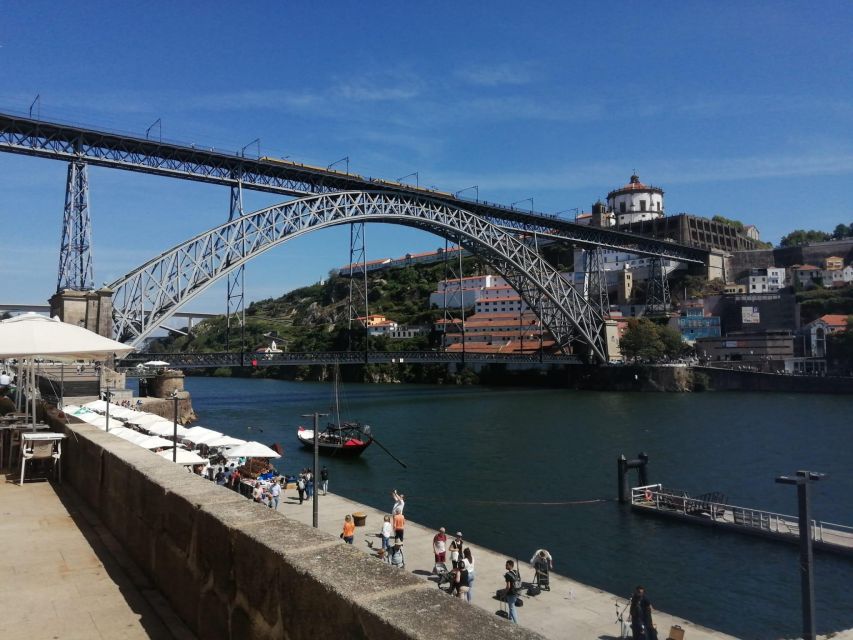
[[0, 111, 706, 263]]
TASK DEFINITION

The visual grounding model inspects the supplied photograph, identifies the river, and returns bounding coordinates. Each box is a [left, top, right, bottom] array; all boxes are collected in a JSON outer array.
[[184, 376, 853, 639]]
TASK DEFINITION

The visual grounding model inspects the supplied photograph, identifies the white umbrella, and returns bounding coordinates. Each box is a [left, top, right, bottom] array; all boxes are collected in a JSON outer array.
[[143, 421, 190, 438], [205, 435, 246, 448], [182, 426, 223, 445], [157, 448, 207, 465], [126, 413, 168, 427], [0, 313, 134, 360], [225, 441, 281, 459], [143, 360, 170, 367]]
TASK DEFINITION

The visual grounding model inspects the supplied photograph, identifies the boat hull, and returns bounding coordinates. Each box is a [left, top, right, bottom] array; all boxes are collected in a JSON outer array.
[[296, 433, 372, 456]]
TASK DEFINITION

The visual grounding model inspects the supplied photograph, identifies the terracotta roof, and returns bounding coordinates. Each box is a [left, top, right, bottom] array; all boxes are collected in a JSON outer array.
[[606, 174, 663, 198], [818, 314, 851, 328], [796, 265, 820, 271]]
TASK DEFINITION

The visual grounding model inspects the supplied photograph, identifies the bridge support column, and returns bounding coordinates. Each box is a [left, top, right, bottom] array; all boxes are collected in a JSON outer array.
[[645, 257, 671, 315], [57, 160, 94, 292], [584, 246, 609, 318], [347, 222, 369, 353], [226, 178, 245, 351], [49, 286, 114, 338]]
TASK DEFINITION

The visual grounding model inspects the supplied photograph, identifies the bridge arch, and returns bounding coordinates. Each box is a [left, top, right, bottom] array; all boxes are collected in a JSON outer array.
[[110, 191, 607, 361]]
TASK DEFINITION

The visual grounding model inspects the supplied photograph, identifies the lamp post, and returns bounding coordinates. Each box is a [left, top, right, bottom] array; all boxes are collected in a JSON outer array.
[[104, 387, 112, 433], [171, 391, 179, 463], [301, 412, 328, 528], [775, 470, 825, 640], [397, 172, 418, 187], [454, 185, 479, 201], [512, 197, 534, 212]]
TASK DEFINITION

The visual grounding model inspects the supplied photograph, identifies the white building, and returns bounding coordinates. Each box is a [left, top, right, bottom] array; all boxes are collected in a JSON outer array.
[[607, 174, 665, 227], [428, 275, 507, 308], [748, 267, 786, 293]]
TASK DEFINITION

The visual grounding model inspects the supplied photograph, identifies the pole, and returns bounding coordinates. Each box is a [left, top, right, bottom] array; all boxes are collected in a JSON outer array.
[[798, 480, 816, 640], [104, 388, 111, 433], [172, 393, 179, 463], [313, 412, 319, 528]]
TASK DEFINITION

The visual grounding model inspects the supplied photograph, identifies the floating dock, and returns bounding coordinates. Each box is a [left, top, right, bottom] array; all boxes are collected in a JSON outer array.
[[630, 484, 853, 557]]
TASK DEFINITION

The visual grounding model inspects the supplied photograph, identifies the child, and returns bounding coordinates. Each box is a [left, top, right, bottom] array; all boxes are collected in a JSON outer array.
[[380, 515, 393, 562]]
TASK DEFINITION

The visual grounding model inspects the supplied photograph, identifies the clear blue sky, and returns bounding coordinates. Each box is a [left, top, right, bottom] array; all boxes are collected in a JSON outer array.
[[2, 2, 852, 311]]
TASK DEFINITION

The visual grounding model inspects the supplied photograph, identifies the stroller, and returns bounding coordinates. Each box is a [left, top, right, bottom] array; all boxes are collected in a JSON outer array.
[[433, 562, 452, 591]]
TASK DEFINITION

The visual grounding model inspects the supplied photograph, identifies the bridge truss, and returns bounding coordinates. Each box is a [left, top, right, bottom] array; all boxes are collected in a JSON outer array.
[[109, 192, 609, 362], [0, 112, 706, 264]]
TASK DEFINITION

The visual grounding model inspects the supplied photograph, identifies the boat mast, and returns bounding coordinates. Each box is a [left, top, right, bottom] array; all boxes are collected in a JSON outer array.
[[334, 363, 342, 426]]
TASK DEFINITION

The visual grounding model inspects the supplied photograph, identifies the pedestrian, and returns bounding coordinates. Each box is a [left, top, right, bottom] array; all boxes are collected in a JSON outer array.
[[629, 585, 657, 640], [393, 510, 406, 544], [341, 514, 355, 544], [389, 541, 405, 568], [432, 527, 447, 567], [252, 481, 262, 503], [297, 473, 306, 504], [451, 560, 470, 600], [391, 489, 405, 514], [504, 560, 521, 624], [215, 467, 226, 485], [306, 471, 314, 499], [449, 532, 464, 565], [381, 515, 393, 562], [320, 465, 329, 495], [269, 479, 281, 510], [463, 547, 475, 603]]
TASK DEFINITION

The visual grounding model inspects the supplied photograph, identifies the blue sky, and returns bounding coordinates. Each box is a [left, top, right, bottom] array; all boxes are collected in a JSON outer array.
[[1, 2, 852, 311]]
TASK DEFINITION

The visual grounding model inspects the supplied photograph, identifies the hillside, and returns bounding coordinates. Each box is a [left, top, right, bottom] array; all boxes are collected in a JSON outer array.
[[154, 256, 490, 355]]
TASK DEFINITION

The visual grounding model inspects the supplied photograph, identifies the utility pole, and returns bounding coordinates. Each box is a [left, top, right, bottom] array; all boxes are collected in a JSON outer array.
[[775, 470, 825, 640], [302, 412, 328, 528]]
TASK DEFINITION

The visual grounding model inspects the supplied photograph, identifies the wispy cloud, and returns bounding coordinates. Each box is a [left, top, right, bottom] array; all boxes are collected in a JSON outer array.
[[454, 62, 538, 87]]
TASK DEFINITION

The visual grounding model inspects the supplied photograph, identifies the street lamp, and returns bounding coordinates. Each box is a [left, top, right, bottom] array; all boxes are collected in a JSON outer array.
[[171, 390, 179, 463], [327, 156, 350, 173], [301, 412, 329, 528], [397, 172, 419, 187], [455, 185, 479, 201], [511, 197, 533, 212], [775, 469, 826, 640], [241, 138, 261, 159], [104, 387, 112, 433]]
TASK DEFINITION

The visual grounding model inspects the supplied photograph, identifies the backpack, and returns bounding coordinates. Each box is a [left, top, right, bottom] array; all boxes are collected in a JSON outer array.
[[297, 478, 305, 490], [511, 570, 523, 592]]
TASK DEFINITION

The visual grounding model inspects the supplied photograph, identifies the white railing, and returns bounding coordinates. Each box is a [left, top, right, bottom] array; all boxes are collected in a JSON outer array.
[[631, 486, 852, 546]]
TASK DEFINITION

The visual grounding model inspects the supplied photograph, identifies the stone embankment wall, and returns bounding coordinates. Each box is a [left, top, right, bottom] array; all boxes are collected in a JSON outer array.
[[695, 366, 853, 394], [47, 413, 542, 640]]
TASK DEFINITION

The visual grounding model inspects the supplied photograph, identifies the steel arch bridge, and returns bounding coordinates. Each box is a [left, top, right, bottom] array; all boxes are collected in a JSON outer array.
[[109, 191, 608, 362]]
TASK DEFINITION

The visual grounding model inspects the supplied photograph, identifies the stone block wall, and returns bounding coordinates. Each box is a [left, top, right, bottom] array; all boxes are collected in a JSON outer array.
[[50, 415, 541, 640]]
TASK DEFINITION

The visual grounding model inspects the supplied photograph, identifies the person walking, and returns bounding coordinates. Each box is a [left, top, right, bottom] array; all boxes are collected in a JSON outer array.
[[504, 560, 521, 624], [432, 527, 447, 568], [629, 585, 657, 640], [320, 466, 329, 495], [449, 532, 464, 565], [296, 473, 305, 504], [305, 471, 314, 499], [462, 547, 475, 603], [269, 480, 281, 510], [341, 514, 355, 544]]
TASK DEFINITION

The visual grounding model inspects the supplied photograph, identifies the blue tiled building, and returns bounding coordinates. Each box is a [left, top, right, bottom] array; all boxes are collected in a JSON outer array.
[[677, 307, 721, 342]]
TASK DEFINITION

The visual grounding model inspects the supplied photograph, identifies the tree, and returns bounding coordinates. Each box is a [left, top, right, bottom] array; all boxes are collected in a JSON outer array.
[[711, 215, 745, 233], [779, 229, 831, 247], [619, 318, 665, 361], [658, 325, 687, 358], [832, 223, 853, 240]]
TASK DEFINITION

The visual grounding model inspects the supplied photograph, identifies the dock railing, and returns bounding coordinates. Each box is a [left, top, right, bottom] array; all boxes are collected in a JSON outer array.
[[630, 485, 853, 546]]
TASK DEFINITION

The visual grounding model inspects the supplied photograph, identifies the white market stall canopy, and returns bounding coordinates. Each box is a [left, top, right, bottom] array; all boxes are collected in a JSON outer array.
[[182, 426, 223, 445], [204, 435, 246, 448], [143, 421, 190, 438], [226, 441, 280, 459], [126, 414, 170, 427], [0, 313, 134, 360], [157, 448, 207, 465]]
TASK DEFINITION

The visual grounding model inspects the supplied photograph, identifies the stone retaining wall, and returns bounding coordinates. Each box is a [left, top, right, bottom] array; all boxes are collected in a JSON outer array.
[[50, 413, 540, 640]]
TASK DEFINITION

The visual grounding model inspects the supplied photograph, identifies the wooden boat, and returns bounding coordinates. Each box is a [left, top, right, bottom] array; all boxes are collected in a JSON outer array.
[[297, 365, 373, 456], [297, 421, 373, 456]]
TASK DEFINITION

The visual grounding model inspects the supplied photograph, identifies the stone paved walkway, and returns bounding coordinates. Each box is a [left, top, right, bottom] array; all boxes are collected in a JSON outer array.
[[278, 486, 736, 640], [0, 474, 190, 640]]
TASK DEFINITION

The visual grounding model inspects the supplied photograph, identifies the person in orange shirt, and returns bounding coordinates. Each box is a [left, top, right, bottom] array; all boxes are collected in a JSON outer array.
[[393, 511, 406, 543], [341, 514, 355, 544]]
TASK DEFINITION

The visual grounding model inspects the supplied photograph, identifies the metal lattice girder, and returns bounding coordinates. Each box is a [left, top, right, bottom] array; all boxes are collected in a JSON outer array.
[[109, 192, 608, 361], [584, 247, 609, 317], [57, 160, 94, 291], [645, 256, 671, 314], [347, 222, 368, 330], [225, 180, 245, 350], [0, 112, 706, 264]]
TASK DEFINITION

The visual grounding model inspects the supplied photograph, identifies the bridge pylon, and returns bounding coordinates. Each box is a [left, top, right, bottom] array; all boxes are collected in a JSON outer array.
[[225, 177, 245, 351], [347, 222, 369, 352], [57, 160, 94, 292], [584, 246, 609, 318], [645, 256, 671, 315]]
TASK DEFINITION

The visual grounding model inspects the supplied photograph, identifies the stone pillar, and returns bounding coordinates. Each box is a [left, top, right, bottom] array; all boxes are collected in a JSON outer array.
[[148, 370, 186, 398], [48, 287, 114, 338], [604, 319, 623, 362]]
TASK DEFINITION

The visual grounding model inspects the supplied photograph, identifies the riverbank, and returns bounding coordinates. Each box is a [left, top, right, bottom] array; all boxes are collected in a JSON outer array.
[[270, 487, 734, 640]]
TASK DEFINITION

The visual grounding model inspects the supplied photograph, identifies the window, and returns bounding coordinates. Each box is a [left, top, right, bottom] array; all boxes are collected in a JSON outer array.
[[640, 200, 647, 212], [620, 202, 626, 213], [657, 202, 661, 211]]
